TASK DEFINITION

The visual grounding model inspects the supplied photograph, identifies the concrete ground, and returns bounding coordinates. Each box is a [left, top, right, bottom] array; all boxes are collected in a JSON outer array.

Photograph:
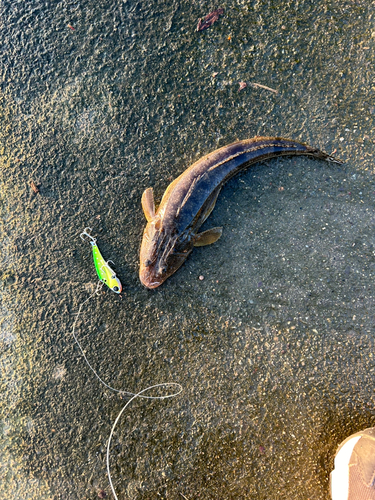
[[1, 0, 375, 499]]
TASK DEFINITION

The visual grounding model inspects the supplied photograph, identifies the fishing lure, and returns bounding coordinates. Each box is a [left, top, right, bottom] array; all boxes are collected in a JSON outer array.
[[80, 227, 122, 294]]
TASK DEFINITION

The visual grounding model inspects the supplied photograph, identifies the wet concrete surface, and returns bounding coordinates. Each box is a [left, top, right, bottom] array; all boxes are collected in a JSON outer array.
[[1, 0, 375, 499]]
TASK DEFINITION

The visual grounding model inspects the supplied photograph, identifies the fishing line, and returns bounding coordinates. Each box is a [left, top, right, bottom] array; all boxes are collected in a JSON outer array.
[[71, 281, 154, 397], [71, 279, 182, 398], [106, 383, 183, 500], [73, 233, 183, 497]]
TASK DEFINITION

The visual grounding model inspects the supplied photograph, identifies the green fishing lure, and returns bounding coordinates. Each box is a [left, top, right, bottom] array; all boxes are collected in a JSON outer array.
[[80, 227, 122, 294]]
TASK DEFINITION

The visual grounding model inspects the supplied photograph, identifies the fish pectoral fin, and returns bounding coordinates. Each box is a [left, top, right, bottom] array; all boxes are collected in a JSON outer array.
[[194, 227, 223, 247], [141, 187, 156, 222]]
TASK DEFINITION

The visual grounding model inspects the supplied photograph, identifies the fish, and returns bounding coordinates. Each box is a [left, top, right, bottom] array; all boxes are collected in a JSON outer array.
[[139, 136, 342, 289]]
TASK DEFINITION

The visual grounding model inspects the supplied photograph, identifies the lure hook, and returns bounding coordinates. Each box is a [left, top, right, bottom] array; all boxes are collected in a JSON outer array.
[[80, 227, 96, 245]]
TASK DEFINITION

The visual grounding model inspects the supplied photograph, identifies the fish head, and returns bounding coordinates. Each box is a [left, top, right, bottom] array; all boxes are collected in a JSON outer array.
[[139, 219, 194, 289]]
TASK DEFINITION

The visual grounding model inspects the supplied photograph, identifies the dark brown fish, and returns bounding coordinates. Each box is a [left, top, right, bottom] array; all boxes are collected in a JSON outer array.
[[197, 8, 224, 31], [139, 137, 342, 289]]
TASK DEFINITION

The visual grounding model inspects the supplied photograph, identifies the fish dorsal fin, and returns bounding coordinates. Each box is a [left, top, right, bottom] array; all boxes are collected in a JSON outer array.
[[141, 187, 156, 222], [194, 227, 223, 247]]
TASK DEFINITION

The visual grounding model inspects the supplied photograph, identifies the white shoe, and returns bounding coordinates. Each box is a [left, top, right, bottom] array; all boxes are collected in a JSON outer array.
[[331, 427, 375, 499]]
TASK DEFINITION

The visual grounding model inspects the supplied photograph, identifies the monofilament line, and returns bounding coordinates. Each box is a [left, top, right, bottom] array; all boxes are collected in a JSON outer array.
[[71, 282, 183, 497], [106, 383, 183, 500]]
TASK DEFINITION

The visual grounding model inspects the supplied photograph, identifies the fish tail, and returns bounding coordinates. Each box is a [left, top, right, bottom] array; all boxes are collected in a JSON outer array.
[[304, 145, 344, 165]]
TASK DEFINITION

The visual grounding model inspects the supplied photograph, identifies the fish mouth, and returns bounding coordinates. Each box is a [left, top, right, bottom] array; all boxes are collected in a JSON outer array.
[[143, 280, 162, 289], [140, 276, 163, 289], [139, 267, 163, 289]]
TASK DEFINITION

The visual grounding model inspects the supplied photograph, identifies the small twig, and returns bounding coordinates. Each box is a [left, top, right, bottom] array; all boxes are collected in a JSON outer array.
[[180, 494, 190, 500], [251, 82, 278, 94], [30, 180, 40, 194], [106, 199, 115, 217]]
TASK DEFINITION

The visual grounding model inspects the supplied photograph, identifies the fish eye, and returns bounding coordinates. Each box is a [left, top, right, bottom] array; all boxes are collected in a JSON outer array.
[[145, 259, 152, 267], [113, 286, 119, 292]]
